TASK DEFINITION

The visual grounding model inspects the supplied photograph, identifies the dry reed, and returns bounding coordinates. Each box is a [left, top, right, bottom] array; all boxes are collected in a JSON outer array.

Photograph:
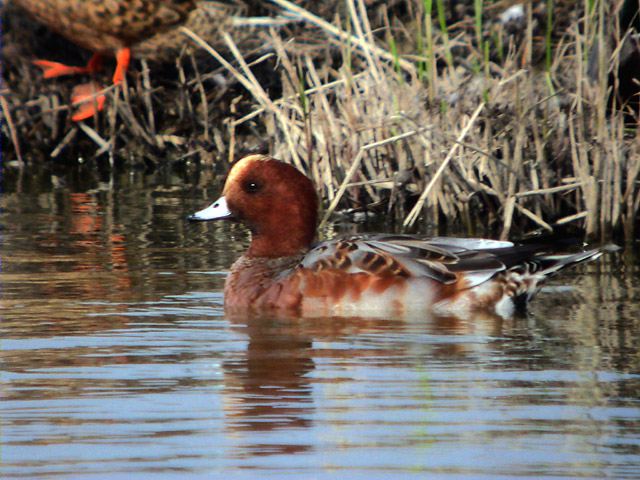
[[206, 0, 640, 241]]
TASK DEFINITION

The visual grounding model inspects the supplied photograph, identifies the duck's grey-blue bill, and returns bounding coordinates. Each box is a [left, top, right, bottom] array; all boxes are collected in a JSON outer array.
[[188, 196, 232, 221]]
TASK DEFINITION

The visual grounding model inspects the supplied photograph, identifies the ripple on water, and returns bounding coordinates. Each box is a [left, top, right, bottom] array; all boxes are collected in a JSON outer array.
[[2, 182, 640, 478]]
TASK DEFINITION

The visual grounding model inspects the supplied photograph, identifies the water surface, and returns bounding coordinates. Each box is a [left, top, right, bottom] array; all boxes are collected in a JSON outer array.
[[2, 167, 640, 478]]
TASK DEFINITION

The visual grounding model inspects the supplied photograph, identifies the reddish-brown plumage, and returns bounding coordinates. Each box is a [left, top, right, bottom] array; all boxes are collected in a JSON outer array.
[[432, 276, 469, 303], [222, 156, 318, 258]]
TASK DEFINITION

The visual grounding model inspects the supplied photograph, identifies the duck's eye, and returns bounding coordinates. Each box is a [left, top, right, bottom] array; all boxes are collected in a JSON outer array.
[[243, 180, 262, 194]]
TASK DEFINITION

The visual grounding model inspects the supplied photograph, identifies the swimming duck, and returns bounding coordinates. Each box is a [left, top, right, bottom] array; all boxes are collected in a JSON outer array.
[[13, 0, 196, 120], [189, 154, 602, 318]]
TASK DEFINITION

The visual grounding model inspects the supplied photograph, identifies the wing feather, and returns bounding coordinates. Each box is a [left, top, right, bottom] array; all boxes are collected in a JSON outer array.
[[298, 234, 602, 301], [298, 234, 591, 290]]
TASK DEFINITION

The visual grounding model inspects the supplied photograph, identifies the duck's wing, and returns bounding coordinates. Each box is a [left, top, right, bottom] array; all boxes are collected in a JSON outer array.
[[299, 235, 506, 286], [300, 234, 602, 290]]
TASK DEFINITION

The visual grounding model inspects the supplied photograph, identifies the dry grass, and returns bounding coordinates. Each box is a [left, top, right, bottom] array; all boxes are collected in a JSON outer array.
[[2, 0, 639, 241], [210, 0, 640, 241]]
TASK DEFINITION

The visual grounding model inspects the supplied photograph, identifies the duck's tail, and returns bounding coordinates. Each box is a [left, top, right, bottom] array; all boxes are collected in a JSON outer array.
[[509, 246, 612, 313], [533, 247, 604, 277]]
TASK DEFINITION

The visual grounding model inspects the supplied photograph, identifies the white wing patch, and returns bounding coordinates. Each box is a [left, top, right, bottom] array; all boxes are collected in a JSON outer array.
[[428, 237, 514, 251]]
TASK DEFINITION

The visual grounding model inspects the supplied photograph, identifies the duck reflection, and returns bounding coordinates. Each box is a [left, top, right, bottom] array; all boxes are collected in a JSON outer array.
[[220, 309, 514, 457], [222, 314, 315, 456], [68, 192, 131, 289]]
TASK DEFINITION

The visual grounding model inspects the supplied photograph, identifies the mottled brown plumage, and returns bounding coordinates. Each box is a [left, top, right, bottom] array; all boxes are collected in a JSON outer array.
[[13, 0, 196, 53]]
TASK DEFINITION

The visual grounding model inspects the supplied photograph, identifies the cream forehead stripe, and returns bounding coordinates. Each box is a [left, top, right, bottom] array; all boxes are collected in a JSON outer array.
[[223, 154, 270, 192]]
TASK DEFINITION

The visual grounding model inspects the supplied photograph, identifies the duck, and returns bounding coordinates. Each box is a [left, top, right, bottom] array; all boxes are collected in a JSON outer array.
[[189, 154, 603, 318], [13, 0, 197, 121]]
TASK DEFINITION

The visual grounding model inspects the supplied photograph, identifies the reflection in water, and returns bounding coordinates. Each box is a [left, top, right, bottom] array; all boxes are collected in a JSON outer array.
[[224, 316, 315, 456], [1, 167, 640, 478]]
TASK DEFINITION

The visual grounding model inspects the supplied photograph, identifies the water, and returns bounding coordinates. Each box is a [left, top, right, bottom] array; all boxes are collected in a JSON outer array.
[[2, 166, 640, 479]]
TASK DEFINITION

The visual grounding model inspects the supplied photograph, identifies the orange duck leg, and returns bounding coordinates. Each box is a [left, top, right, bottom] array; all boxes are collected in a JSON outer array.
[[33, 52, 106, 121], [111, 48, 131, 85], [34, 48, 131, 121]]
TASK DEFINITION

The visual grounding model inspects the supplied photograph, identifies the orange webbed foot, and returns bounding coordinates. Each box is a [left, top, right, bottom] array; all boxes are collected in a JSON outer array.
[[71, 82, 107, 121], [33, 53, 103, 79]]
